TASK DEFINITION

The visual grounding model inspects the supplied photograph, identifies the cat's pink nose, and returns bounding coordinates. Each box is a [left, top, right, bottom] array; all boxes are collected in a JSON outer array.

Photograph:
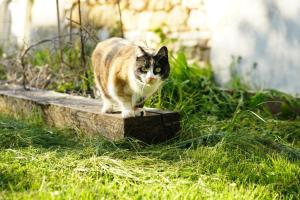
[[146, 77, 155, 83]]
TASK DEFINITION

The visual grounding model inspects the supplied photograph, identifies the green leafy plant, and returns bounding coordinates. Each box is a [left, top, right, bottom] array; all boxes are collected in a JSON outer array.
[[146, 52, 243, 118]]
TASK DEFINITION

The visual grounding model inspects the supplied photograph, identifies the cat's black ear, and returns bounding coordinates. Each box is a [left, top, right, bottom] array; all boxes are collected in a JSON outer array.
[[156, 46, 168, 58], [138, 46, 147, 55]]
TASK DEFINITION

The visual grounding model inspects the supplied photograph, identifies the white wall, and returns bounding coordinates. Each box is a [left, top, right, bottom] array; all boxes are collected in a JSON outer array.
[[205, 0, 300, 96], [0, 0, 65, 49], [30, 0, 66, 42]]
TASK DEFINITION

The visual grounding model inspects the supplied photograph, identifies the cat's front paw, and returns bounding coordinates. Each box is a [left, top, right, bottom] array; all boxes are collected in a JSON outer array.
[[101, 104, 114, 113], [135, 108, 146, 117], [122, 109, 136, 118]]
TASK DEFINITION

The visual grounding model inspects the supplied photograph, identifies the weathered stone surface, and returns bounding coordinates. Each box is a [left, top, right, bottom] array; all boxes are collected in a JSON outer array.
[[87, 0, 98, 6], [149, 11, 169, 29], [89, 5, 118, 27], [187, 9, 208, 30], [119, 0, 129, 9], [182, 0, 203, 9], [148, 0, 173, 11], [105, 0, 119, 4], [167, 6, 189, 30], [122, 10, 138, 30], [136, 11, 153, 31], [170, 31, 211, 47], [0, 85, 180, 143], [170, 0, 181, 6], [135, 11, 169, 31], [125, 31, 161, 48], [129, 0, 147, 11], [97, 0, 107, 4]]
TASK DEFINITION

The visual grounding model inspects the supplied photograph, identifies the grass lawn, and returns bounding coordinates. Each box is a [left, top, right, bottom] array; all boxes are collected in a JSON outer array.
[[1, 52, 300, 199], [0, 110, 299, 199]]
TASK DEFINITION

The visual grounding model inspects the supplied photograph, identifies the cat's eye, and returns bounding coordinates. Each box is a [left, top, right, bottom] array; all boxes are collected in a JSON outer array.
[[141, 66, 148, 72], [155, 67, 161, 73]]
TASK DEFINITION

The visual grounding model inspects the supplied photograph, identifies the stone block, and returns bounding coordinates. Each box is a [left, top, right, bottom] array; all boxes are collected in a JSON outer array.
[[148, 0, 173, 11], [122, 10, 138, 30], [125, 30, 161, 49], [169, 0, 181, 6], [167, 6, 189, 30], [149, 11, 168, 29], [88, 5, 118, 28], [182, 0, 203, 9], [87, 0, 98, 6], [136, 11, 152, 31], [129, 0, 147, 11], [119, 0, 129, 9], [187, 9, 208, 30]]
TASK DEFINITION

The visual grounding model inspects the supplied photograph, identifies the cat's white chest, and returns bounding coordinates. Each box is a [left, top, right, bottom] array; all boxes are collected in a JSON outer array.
[[141, 81, 161, 97], [132, 81, 161, 105]]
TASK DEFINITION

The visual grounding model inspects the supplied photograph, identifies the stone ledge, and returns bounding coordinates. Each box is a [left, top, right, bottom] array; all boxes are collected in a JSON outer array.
[[0, 85, 180, 144]]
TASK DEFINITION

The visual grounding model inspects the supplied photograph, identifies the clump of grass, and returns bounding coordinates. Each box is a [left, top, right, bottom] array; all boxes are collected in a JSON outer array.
[[146, 52, 244, 118], [147, 51, 300, 121]]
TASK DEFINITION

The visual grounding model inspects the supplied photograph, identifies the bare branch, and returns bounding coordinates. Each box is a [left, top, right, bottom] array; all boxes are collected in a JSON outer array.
[[77, 0, 91, 95], [20, 33, 80, 90], [66, 17, 99, 42], [56, 0, 65, 81], [117, 0, 124, 38]]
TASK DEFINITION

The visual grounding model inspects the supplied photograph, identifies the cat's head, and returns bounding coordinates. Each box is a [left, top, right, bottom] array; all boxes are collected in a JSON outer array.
[[135, 46, 170, 85]]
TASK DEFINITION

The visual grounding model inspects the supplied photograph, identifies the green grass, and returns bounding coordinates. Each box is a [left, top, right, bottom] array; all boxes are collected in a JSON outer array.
[[1, 52, 300, 199], [0, 110, 299, 199]]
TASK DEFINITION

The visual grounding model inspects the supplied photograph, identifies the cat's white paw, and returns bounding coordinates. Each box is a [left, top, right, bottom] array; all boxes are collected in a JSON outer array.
[[135, 108, 146, 117], [101, 104, 114, 113], [122, 109, 136, 118]]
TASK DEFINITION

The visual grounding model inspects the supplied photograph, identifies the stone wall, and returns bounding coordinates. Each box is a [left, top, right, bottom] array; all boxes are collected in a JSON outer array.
[[66, 0, 211, 63], [0, 0, 210, 62], [2, 0, 299, 95]]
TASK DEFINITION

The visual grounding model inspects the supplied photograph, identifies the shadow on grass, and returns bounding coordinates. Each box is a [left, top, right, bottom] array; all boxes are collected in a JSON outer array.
[[1, 113, 299, 162], [0, 168, 33, 191], [0, 115, 79, 150]]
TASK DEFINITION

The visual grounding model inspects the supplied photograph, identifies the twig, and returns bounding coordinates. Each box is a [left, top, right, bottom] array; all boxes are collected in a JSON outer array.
[[77, 0, 86, 68], [56, 0, 63, 56], [68, 3, 77, 42], [21, 39, 52, 90], [56, 0, 65, 81], [117, 0, 124, 38], [20, 33, 79, 90], [77, 0, 90, 94], [66, 17, 99, 42]]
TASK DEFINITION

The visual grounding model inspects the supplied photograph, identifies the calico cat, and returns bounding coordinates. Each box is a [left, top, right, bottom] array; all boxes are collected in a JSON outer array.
[[92, 37, 170, 118]]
